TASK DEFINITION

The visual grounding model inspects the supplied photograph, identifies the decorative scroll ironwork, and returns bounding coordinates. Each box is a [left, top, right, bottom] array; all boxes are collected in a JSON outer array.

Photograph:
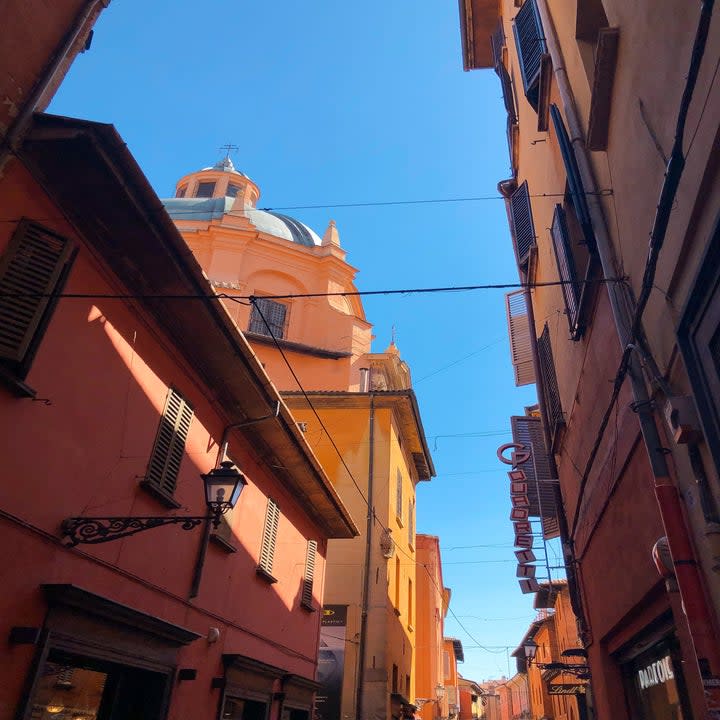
[[61, 515, 211, 546], [536, 661, 591, 678]]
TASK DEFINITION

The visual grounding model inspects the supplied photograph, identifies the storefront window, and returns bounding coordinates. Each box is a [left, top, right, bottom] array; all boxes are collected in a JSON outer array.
[[222, 698, 268, 720], [622, 639, 689, 720], [26, 651, 168, 720], [31, 660, 107, 720]]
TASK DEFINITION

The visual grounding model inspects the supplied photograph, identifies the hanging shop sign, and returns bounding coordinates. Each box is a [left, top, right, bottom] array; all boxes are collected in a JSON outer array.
[[548, 684, 586, 696], [498, 441, 543, 594]]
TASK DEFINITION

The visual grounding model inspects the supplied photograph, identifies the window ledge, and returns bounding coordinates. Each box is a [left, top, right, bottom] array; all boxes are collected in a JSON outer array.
[[407, 624, 414, 633], [394, 608, 401, 617], [0, 365, 36, 399], [396, 516, 404, 529], [255, 566, 278, 584], [139, 480, 182, 509], [209, 532, 237, 553], [300, 601, 316, 613]]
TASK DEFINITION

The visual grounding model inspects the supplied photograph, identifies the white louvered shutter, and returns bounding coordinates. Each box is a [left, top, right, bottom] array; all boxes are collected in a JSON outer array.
[[301, 540, 318, 607], [145, 388, 194, 495], [505, 290, 536, 386], [259, 499, 280, 574]]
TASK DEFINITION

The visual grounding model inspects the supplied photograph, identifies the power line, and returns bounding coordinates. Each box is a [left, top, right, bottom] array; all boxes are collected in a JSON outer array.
[[0, 190, 615, 224], [0, 277, 627, 303]]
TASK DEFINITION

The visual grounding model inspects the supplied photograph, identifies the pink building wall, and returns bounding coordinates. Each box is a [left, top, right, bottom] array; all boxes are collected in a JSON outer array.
[[0, 136, 353, 720]]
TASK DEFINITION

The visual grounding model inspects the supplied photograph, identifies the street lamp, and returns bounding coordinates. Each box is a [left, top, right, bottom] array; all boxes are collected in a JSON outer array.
[[61, 461, 247, 546], [436, 684, 446, 701], [523, 639, 538, 661]]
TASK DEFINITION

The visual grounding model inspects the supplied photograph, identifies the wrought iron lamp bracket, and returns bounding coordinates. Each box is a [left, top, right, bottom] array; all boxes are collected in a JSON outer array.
[[61, 502, 232, 547]]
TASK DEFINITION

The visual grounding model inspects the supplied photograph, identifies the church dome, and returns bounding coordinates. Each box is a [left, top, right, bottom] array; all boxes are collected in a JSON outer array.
[[163, 158, 323, 247]]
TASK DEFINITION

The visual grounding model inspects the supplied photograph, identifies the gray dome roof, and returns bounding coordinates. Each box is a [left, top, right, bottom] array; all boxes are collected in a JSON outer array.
[[161, 198, 321, 246], [200, 157, 249, 178]]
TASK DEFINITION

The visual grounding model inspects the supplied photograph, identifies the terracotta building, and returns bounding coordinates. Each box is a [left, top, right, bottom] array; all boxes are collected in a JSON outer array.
[[458, 676, 483, 720], [0, 0, 106, 168], [162, 162, 435, 720], [416, 535, 451, 720], [459, 0, 720, 718], [0, 114, 357, 720]]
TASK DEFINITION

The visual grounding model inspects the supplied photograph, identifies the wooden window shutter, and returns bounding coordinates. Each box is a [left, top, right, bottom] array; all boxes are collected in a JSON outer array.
[[396, 469, 403, 521], [505, 290, 536, 386], [549, 104, 595, 249], [145, 388, 194, 496], [537, 324, 564, 440], [490, 20, 505, 68], [510, 414, 560, 539], [259, 499, 280, 575], [301, 540, 318, 607], [0, 221, 73, 364], [249, 297, 287, 338], [509, 181, 537, 270], [513, 0, 547, 108], [550, 205, 582, 337], [496, 63, 517, 124]]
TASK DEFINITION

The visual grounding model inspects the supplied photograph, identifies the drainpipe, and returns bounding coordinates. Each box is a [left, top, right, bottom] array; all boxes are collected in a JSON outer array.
[[356, 391, 375, 720], [189, 402, 281, 598], [534, 0, 720, 704], [0, 0, 109, 167]]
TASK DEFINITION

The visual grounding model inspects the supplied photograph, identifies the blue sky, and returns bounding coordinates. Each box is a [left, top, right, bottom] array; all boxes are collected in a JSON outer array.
[[50, 0, 545, 681]]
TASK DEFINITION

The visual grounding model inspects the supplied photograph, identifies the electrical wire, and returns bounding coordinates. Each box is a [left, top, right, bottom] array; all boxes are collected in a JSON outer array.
[[0, 276, 627, 303], [0, 189, 615, 224]]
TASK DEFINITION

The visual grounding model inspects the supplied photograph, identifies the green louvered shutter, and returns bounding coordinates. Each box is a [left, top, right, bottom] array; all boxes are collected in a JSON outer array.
[[0, 221, 73, 363], [509, 181, 537, 269], [145, 388, 194, 496]]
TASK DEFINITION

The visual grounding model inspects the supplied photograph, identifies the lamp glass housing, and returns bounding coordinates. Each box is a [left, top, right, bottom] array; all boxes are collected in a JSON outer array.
[[524, 639, 538, 660], [202, 461, 247, 511]]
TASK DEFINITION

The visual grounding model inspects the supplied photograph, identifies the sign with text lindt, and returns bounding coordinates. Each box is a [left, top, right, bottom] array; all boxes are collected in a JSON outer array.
[[548, 684, 586, 695]]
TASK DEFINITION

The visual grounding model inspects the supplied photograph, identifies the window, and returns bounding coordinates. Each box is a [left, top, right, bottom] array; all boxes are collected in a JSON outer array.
[[258, 498, 280, 581], [175, 185, 187, 198], [678, 217, 720, 477], [407, 578, 413, 628], [505, 290, 536, 386], [510, 413, 560, 539], [509, 181, 537, 271], [405, 675, 411, 698], [301, 540, 318, 609], [0, 220, 75, 383], [549, 104, 595, 249], [408, 499, 414, 547], [392, 664, 399, 693], [227, 183, 243, 198], [550, 205, 581, 335], [575, 0, 610, 85], [249, 297, 288, 339], [395, 556, 401, 608], [142, 388, 194, 503], [537, 324, 564, 445], [395, 469, 403, 524], [512, 0, 548, 111], [223, 698, 269, 720], [196, 181, 215, 198]]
